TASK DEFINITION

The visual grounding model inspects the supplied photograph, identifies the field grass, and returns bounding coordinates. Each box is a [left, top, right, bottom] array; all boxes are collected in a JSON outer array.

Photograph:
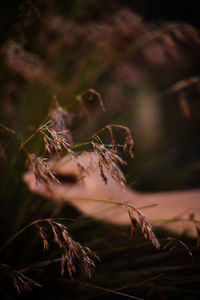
[[0, 1, 200, 299]]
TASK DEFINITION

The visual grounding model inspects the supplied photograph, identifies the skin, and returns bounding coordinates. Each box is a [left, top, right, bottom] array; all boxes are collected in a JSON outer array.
[[23, 152, 200, 238]]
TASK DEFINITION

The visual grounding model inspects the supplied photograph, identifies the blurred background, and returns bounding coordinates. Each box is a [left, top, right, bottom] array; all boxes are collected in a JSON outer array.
[[1, 1, 200, 299]]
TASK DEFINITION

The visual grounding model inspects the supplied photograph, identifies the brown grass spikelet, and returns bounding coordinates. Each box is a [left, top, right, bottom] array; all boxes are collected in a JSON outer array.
[[124, 204, 160, 249], [98, 158, 108, 184], [75, 88, 105, 118], [37, 97, 75, 155], [28, 153, 59, 185], [12, 271, 41, 295], [41, 124, 74, 155], [37, 98, 75, 156], [123, 127, 135, 158], [163, 237, 193, 262], [0, 264, 41, 295], [48, 96, 73, 141], [86, 88, 106, 112], [34, 224, 49, 251], [127, 210, 138, 240], [83, 124, 134, 185], [76, 95, 90, 118], [105, 124, 134, 157], [33, 219, 99, 278], [49, 220, 64, 249], [105, 125, 118, 151], [137, 210, 160, 250], [50, 220, 99, 278], [91, 139, 126, 187]]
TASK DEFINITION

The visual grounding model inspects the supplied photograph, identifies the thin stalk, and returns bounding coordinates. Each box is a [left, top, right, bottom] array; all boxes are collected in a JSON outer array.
[[0, 218, 50, 252], [68, 197, 146, 213], [17, 120, 50, 155], [71, 127, 107, 151], [0, 227, 28, 252], [78, 281, 143, 300], [59, 278, 144, 300]]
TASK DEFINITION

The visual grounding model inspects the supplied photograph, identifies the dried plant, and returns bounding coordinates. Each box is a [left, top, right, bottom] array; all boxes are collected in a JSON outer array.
[[91, 139, 127, 187], [0, 218, 99, 294], [163, 237, 193, 262], [40, 98, 74, 155], [105, 124, 134, 158], [124, 204, 161, 250], [48, 96, 73, 139], [0, 264, 41, 295], [27, 153, 59, 185], [34, 219, 99, 278], [1, 3, 199, 299], [14, 89, 161, 254], [41, 124, 74, 155], [83, 124, 134, 186], [75, 88, 106, 118], [136, 210, 160, 249], [19, 99, 76, 185]]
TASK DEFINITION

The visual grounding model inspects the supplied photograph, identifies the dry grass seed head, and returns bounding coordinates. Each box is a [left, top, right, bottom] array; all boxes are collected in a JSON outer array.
[[127, 210, 138, 240], [123, 126, 135, 158], [34, 224, 49, 251], [42, 125, 74, 155], [137, 210, 160, 249], [124, 205, 160, 249], [91, 139, 126, 187], [98, 158, 108, 184], [105, 125, 118, 152], [86, 88, 106, 112], [34, 219, 99, 278], [39, 97, 74, 155], [28, 154, 59, 185], [163, 237, 193, 262], [13, 271, 41, 294], [49, 96, 73, 141], [0, 264, 41, 295], [105, 124, 134, 158], [88, 124, 134, 186], [75, 88, 105, 118], [76, 95, 90, 118]]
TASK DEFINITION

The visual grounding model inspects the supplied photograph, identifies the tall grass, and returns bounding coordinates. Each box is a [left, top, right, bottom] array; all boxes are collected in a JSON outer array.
[[0, 1, 200, 299]]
